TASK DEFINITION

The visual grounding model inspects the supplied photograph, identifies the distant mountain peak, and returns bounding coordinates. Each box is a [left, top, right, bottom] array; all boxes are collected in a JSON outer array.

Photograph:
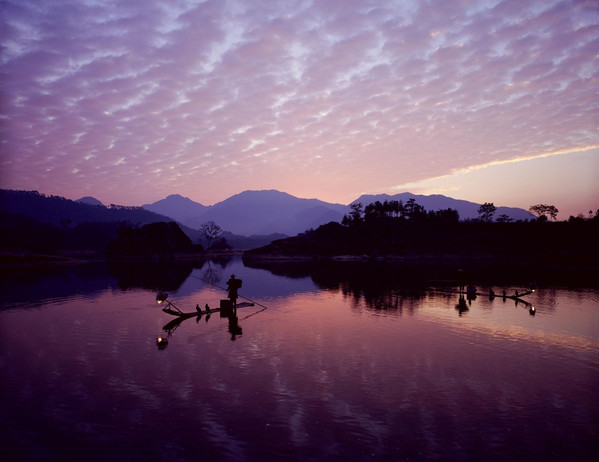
[[152, 193, 201, 204], [142, 194, 207, 223], [165, 193, 189, 200], [182, 189, 348, 235], [352, 192, 534, 221], [225, 189, 296, 202], [76, 196, 104, 207]]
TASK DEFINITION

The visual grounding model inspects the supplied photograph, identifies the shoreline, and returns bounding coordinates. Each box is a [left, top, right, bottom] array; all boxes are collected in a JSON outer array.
[[1, 251, 597, 290], [0, 250, 244, 268]]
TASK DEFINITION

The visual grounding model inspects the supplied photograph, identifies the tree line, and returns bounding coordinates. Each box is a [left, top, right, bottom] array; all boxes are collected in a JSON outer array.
[[342, 199, 460, 226], [246, 197, 598, 260], [341, 198, 597, 225]]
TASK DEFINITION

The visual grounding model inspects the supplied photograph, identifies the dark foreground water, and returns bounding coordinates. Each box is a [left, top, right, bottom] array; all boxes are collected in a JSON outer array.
[[1, 258, 597, 462]]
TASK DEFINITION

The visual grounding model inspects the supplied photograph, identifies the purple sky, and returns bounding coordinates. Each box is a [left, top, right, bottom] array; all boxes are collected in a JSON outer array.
[[1, 0, 598, 218]]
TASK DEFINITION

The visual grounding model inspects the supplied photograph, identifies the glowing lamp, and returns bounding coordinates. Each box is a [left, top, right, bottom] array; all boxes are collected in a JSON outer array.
[[156, 292, 169, 304], [154, 292, 182, 314], [529, 306, 536, 315]]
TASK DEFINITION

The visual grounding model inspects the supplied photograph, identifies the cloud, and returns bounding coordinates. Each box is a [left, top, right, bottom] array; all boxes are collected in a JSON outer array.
[[1, 0, 597, 208]]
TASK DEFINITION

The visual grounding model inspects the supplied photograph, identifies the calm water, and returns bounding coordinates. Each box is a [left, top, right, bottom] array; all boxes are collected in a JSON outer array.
[[1, 258, 597, 462]]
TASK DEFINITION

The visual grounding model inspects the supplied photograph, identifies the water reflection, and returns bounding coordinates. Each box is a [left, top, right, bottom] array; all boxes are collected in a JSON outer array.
[[244, 259, 556, 320], [107, 256, 247, 292], [162, 312, 195, 336], [158, 292, 253, 344], [197, 256, 236, 286], [107, 259, 195, 291], [159, 308, 245, 343], [450, 289, 537, 317], [245, 260, 433, 312], [0, 262, 116, 309], [0, 257, 242, 310], [228, 311, 243, 340], [0, 257, 598, 462], [456, 294, 469, 315]]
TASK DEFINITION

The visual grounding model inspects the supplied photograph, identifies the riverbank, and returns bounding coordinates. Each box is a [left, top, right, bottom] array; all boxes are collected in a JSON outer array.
[[0, 249, 243, 268], [243, 252, 598, 288]]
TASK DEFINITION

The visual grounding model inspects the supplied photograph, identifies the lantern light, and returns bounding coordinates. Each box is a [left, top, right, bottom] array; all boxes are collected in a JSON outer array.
[[156, 292, 169, 304]]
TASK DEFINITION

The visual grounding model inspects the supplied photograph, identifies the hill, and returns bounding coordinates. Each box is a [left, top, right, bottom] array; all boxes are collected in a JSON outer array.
[[144, 190, 348, 236], [0, 190, 171, 226], [2, 189, 538, 253], [0, 190, 180, 255], [76, 196, 105, 206], [143, 190, 535, 237], [0, 190, 286, 252], [142, 194, 207, 224], [192, 190, 348, 235], [244, 213, 599, 281], [353, 193, 534, 221], [107, 222, 202, 256]]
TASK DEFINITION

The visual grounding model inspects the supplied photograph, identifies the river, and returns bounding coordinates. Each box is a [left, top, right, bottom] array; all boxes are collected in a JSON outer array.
[[1, 257, 597, 461]]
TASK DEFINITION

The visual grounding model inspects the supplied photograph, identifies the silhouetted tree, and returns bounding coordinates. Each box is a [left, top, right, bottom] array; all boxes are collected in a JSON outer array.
[[529, 204, 559, 221], [428, 208, 460, 224], [568, 209, 599, 223], [108, 222, 194, 255], [364, 201, 387, 222], [478, 202, 496, 222], [342, 203, 364, 226], [210, 237, 231, 250], [568, 213, 586, 223], [200, 221, 223, 248], [404, 198, 425, 220], [496, 214, 513, 223]]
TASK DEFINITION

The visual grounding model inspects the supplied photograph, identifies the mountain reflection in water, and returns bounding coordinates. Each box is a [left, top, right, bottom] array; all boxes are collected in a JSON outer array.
[[0, 257, 597, 462]]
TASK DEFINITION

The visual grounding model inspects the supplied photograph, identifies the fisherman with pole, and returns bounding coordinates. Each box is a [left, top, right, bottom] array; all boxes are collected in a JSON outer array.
[[190, 271, 269, 315], [157, 271, 268, 345], [226, 274, 242, 309]]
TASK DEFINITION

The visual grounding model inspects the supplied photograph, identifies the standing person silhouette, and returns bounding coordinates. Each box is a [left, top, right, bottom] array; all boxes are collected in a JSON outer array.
[[226, 274, 241, 308]]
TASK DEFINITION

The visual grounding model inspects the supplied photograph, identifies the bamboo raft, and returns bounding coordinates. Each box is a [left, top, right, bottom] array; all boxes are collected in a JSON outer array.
[[162, 301, 255, 318], [436, 289, 533, 299]]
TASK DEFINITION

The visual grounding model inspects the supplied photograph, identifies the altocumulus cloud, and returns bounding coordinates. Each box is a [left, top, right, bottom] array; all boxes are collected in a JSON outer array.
[[1, 0, 598, 205]]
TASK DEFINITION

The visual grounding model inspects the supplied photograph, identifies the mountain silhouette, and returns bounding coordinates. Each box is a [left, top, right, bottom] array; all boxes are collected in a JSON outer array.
[[76, 196, 105, 207], [0, 190, 171, 226], [3, 189, 536, 242], [142, 194, 207, 224], [144, 190, 348, 236], [142, 189, 534, 235], [353, 193, 534, 221]]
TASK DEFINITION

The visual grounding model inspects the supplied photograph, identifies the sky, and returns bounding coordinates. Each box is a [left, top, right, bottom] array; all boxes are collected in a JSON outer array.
[[1, 0, 598, 219]]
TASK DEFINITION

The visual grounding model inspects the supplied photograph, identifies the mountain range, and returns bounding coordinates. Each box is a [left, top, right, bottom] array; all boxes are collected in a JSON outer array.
[[143, 190, 348, 235], [142, 190, 533, 235], [352, 193, 534, 222], [1, 189, 535, 241]]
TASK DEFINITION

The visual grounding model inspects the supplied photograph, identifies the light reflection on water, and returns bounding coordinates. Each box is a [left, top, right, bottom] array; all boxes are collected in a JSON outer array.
[[0, 259, 597, 461]]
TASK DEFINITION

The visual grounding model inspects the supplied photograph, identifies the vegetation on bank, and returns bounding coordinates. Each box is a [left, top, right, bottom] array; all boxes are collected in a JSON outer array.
[[107, 222, 204, 257], [0, 210, 125, 255], [0, 211, 208, 258], [2, 190, 597, 265], [0, 190, 287, 256], [0, 189, 169, 226], [244, 200, 599, 265]]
